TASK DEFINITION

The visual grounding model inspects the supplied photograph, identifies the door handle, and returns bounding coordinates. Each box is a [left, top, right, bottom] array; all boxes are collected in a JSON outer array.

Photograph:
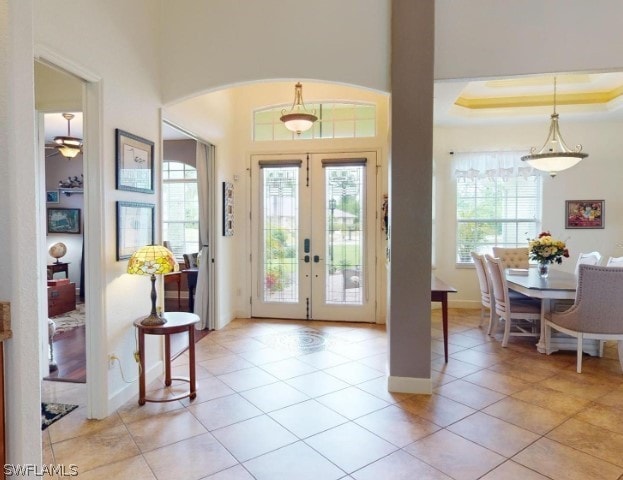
[[304, 238, 310, 254], [313, 255, 321, 263], [303, 255, 310, 263]]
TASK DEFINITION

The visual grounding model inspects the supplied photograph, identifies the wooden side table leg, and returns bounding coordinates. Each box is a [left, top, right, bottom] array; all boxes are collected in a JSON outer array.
[[164, 334, 172, 386], [442, 293, 449, 363], [189, 326, 196, 399], [138, 330, 146, 405]]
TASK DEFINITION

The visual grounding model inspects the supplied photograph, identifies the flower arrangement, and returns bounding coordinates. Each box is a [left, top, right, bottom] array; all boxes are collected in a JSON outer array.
[[528, 231, 570, 265]]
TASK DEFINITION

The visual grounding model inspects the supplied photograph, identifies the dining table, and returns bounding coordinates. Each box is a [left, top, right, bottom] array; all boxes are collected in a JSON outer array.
[[505, 267, 600, 355]]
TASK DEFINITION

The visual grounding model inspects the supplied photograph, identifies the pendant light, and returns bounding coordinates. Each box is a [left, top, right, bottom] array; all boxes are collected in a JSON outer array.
[[521, 77, 588, 177], [54, 113, 83, 159], [280, 82, 318, 135]]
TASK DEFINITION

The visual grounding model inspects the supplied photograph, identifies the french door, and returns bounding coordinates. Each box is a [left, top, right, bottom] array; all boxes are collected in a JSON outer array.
[[251, 152, 376, 322]]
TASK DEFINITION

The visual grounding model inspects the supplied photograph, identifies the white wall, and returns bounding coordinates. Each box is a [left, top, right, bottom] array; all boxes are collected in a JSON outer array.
[[33, 0, 164, 414], [435, 0, 623, 80], [434, 120, 623, 307], [159, 0, 391, 102]]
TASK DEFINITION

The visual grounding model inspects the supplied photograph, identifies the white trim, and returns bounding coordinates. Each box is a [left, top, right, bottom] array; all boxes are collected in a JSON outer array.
[[34, 44, 101, 83], [388, 375, 432, 394]]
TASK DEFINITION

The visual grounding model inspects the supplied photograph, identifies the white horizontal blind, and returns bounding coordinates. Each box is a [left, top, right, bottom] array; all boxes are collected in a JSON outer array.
[[454, 152, 542, 264], [162, 161, 199, 257]]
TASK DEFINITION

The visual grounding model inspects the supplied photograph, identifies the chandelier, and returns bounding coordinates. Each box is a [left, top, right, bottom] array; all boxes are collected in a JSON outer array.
[[280, 82, 318, 135], [521, 77, 588, 177]]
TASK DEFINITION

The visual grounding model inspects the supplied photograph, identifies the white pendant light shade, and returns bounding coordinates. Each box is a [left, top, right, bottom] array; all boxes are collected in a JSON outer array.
[[521, 78, 588, 177], [54, 113, 83, 159], [280, 83, 317, 135]]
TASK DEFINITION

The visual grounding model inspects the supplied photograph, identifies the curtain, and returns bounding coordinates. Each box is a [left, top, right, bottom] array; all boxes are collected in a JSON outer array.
[[194, 142, 215, 329], [452, 151, 537, 180]]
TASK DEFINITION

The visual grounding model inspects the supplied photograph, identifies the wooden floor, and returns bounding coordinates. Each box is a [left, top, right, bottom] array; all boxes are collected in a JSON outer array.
[[44, 297, 209, 383]]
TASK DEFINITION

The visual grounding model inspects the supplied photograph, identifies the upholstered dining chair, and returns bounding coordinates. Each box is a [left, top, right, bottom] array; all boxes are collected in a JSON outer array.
[[606, 256, 623, 267], [183, 252, 199, 270], [574, 251, 602, 275], [485, 254, 542, 347], [492, 247, 529, 269], [471, 252, 493, 331], [545, 264, 623, 373]]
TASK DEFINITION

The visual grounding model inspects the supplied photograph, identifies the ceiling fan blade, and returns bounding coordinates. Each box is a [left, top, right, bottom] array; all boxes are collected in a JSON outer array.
[[46, 150, 60, 158]]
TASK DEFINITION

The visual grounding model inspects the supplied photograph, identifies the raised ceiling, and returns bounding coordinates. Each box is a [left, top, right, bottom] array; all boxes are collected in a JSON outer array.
[[435, 72, 623, 126]]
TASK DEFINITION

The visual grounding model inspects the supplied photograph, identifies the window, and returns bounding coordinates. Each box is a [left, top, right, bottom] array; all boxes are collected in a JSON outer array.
[[254, 102, 376, 141], [162, 161, 199, 257], [454, 151, 542, 264]]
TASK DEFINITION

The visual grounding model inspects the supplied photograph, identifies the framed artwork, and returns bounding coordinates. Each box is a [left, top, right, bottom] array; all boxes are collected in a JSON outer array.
[[46, 190, 60, 204], [47, 208, 81, 234], [565, 200, 604, 229], [116, 201, 155, 260], [115, 129, 154, 193], [223, 181, 234, 236]]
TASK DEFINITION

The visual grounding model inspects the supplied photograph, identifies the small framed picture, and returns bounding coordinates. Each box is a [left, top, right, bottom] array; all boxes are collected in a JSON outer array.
[[223, 181, 234, 236], [116, 201, 155, 260], [46, 190, 60, 204], [565, 200, 604, 229], [47, 208, 81, 234], [115, 129, 154, 193]]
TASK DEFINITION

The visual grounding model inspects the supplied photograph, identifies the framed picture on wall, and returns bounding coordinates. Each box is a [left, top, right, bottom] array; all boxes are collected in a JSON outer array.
[[565, 199, 604, 229], [46, 191, 60, 204], [116, 201, 155, 260], [115, 129, 154, 194], [47, 208, 81, 234], [223, 181, 234, 236]]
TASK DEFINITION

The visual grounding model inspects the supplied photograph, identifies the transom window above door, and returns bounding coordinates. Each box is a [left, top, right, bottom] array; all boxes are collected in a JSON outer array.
[[254, 102, 376, 141]]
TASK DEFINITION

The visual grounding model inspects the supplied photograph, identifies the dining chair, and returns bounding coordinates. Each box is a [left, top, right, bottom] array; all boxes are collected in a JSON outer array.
[[492, 247, 529, 269], [471, 252, 494, 331], [606, 256, 623, 267], [545, 264, 623, 373], [574, 251, 602, 275], [485, 254, 542, 347]]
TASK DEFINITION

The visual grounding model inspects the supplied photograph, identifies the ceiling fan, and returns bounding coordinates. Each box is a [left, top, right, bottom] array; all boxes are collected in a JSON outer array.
[[45, 113, 83, 159]]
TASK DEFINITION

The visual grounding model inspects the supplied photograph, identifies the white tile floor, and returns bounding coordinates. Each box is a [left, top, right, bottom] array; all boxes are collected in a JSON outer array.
[[42, 309, 623, 479]]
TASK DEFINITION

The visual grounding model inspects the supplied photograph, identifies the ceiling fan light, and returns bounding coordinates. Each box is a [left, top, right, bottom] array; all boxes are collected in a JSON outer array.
[[57, 145, 81, 159]]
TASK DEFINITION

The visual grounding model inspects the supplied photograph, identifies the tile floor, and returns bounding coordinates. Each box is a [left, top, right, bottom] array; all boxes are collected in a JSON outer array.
[[42, 309, 623, 480]]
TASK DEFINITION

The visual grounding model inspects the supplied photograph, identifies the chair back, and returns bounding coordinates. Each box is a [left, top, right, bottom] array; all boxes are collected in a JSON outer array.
[[492, 247, 529, 269], [574, 251, 602, 275], [572, 264, 623, 333], [485, 255, 510, 314], [471, 252, 491, 307], [183, 252, 199, 269], [606, 256, 623, 267]]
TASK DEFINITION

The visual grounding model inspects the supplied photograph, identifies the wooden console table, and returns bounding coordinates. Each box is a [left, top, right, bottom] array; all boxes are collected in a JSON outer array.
[[134, 312, 199, 405], [47, 262, 70, 280]]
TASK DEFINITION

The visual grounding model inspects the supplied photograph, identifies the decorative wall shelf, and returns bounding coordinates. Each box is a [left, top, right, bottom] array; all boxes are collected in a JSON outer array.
[[59, 188, 83, 197]]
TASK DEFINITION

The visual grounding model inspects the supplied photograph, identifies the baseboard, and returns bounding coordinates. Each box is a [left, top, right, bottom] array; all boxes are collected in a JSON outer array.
[[107, 360, 162, 414], [388, 375, 432, 394]]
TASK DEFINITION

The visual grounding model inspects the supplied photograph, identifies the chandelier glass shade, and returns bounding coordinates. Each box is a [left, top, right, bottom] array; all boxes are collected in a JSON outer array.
[[54, 113, 83, 159], [280, 82, 318, 134], [521, 78, 588, 177]]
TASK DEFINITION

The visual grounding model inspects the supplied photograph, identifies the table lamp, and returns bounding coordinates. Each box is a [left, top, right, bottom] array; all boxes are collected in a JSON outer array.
[[127, 245, 178, 326]]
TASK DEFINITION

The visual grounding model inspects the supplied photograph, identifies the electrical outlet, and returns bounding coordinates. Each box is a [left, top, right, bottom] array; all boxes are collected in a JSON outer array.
[[108, 353, 117, 370]]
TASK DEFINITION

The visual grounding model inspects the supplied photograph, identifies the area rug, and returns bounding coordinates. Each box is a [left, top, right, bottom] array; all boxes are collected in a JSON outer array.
[[50, 302, 85, 334], [41, 402, 78, 430]]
